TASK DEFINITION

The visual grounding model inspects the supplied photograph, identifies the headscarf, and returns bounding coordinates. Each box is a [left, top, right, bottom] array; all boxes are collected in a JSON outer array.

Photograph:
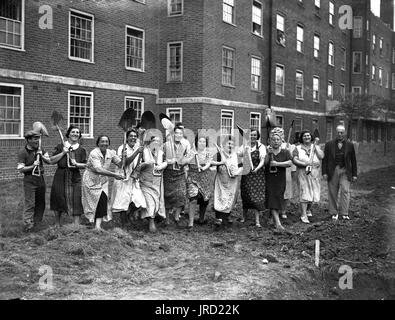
[[271, 127, 285, 142]]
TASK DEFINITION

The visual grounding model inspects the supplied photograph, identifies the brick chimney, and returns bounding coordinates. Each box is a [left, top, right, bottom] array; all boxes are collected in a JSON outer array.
[[380, 0, 394, 30]]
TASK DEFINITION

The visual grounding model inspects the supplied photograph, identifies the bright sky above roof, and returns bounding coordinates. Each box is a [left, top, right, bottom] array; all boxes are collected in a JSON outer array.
[[370, 0, 395, 30]]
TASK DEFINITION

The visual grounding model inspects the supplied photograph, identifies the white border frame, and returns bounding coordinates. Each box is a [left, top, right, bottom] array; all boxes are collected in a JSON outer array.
[[275, 63, 285, 96], [167, 41, 183, 82], [68, 9, 95, 64], [222, 45, 236, 87], [340, 83, 346, 99], [222, 0, 236, 26], [328, 41, 335, 66], [250, 112, 262, 130], [166, 107, 183, 124], [0, 82, 24, 139], [250, 55, 262, 91], [125, 96, 145, 125], [327, 80, 333, 99], [341, 47, 346, 71], [251, 0, 263, 38], [68, 90, 94, 138], [352, 51, 362, 74], [295, 69, 304, 100], [125, 25, 145, 72], [328, 1, 335, 26], [353, 16, 363, 38], [351, 86, 362, 95], [313, 75, 320, 102], [221, 109, 234, 136], [167, 0, 184, 17], [0, 0, 25, 51]]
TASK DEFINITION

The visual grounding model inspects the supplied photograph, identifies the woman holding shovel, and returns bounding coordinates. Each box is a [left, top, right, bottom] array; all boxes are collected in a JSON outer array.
[[50, 125, 87, 227]]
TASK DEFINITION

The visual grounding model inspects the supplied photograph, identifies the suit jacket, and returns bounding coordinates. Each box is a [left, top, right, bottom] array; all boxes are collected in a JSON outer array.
[[322, 139, 357, 182]]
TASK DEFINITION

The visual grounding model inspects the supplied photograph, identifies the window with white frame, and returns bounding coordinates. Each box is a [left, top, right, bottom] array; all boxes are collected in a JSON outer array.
[[69, 10, 94, 62], [168, 0, 183, 16], [166, 107, 182, 125], [252, 1, 262, 36], [251, 56, 261, 90], [222, 46, 235, 86], [326, 119, 333, 141], [352, 51, 362, 73], [250, 113, 261, 131], [314, 34, 320, 58], [392, 73, 395, 90], [352, 86, 361, 95], [341, 47, 346, 70], [379, 68, 383, 86], [379, 37, 383, 56], [0, 0, 24, 50], [221, 110, 234, 135], [294, 117, 302, 133], [273, 115, 282, 128], [372, 65, 376, 80], [0, 84, 23, 137], [353, 16, 362, 38], [125, 26, 144, 71], [328, 41, 334, 66], [275, 64, 285, 96], [328, 81, 333, 99], [366, 53, 369, 66], [167, 42, 183, 82], [372, 34, 376, 51], [276, 14, 286, 46], [125, 97, 144, 126], [297, 25, 304, 53], [340, 84, 345, 99], [329, 1, 334, 25], [69, 91, 93, 137], [223, 0, 235, 25], [295, 70, 304, 99], [313, 76, 320, 102]]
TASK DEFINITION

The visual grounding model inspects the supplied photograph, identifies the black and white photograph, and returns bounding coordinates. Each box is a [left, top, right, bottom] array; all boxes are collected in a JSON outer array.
[[1, 0, 395, 306]]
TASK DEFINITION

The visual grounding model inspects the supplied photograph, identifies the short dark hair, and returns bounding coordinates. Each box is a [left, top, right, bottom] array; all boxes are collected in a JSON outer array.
[[126, 129, 138, 139], [299, 130, 312, 144], [250, 128, 261, 140], [65, 125, 82, 139], [174, 125, 184, 133], [195, 134, 209, 148], [96, 135, 111, 146]]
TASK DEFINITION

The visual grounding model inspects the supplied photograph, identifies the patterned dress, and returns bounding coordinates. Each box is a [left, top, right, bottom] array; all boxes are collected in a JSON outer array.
[[265, 149, 292, 211], [240, 143, 266, 211], [82, 148, 121, 223], [293, 144, 322, 203], [50, 143, 87, 216], [187, 149, 213, 203]]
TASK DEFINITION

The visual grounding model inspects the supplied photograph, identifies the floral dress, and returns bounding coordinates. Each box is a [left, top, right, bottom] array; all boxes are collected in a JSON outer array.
[[187, 148, 213, 203]]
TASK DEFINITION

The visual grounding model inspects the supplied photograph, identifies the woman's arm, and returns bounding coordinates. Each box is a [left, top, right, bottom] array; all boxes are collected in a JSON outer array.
[[272, 159, 292, 168], [315, 145, 324, 160], [124, 146, 144, 167]]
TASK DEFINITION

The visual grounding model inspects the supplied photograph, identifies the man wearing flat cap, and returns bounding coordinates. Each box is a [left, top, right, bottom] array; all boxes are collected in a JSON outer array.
[[17, 130, 51, 232], [322, 124, 357, 221]]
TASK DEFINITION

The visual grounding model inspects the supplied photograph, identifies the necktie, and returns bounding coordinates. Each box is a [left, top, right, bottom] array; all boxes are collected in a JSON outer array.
[[337, 142, 343, 149]]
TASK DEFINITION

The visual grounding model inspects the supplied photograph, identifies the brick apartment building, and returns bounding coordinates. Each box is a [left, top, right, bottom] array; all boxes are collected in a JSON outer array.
[[0, 0, 395, 180]]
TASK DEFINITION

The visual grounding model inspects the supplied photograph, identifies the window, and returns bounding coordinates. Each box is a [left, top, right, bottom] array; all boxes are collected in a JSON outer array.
[[276, 14, 286, 46], [297, 25, 304, 53], [314, 0, 320, 9], [222, 46, 235, 86], [372, 65, 376, 80], [393, 48, 395, 64], [294, 117, 302, 133], [223, 0, 235, 25], [341, 47, 346, 70], [379, 68, 383, 86], [166, 108, 182, 125], [221, 110, 234, 135], [69, 10, 94, 62], [372, 34, 376, 51], [326, 119, 333, 141], [68, 91, 93, 137], [295, 70, 304, 99], [392, 73, 395, 90], [275, 64, 285, 96], [168, 0, 183, 16], [340, 84, 345, 99], [0, 83, 23, 137], [352, 51, 362, 73], [313, 76, 320, 102], [0, 0, 24, 50], [379, 38, 383, 56], [366, 53, 369, 66], [352, 86, 361, 95], [252, 1, 262, 36], [329, 1, 334, 25], [250, 113, 261, 131], [251, 56, 262, 91], [313, 34, 320, 58], [386, 71, 389, 88], [328, 81, 333, 99], [328, 41, 334, 66], [353, 17, 362, 38], [275, 115, 283, 128], [167, 42, 183, 82], [125, 97, 144, 126], [125, 26, 144, 71]]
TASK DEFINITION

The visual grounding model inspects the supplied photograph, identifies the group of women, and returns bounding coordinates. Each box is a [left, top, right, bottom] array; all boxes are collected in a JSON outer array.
[[48, 123, 324, 233]]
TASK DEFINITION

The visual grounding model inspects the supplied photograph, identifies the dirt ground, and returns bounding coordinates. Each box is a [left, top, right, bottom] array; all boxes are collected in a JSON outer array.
[[1, 166, 395, 300]]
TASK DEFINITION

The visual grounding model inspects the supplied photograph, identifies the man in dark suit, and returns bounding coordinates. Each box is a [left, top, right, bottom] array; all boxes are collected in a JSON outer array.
[[322, 124, 357, 220]]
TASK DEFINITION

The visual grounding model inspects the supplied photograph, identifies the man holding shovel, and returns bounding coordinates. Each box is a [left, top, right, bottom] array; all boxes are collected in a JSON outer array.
[[17, 128, 52, 232]]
